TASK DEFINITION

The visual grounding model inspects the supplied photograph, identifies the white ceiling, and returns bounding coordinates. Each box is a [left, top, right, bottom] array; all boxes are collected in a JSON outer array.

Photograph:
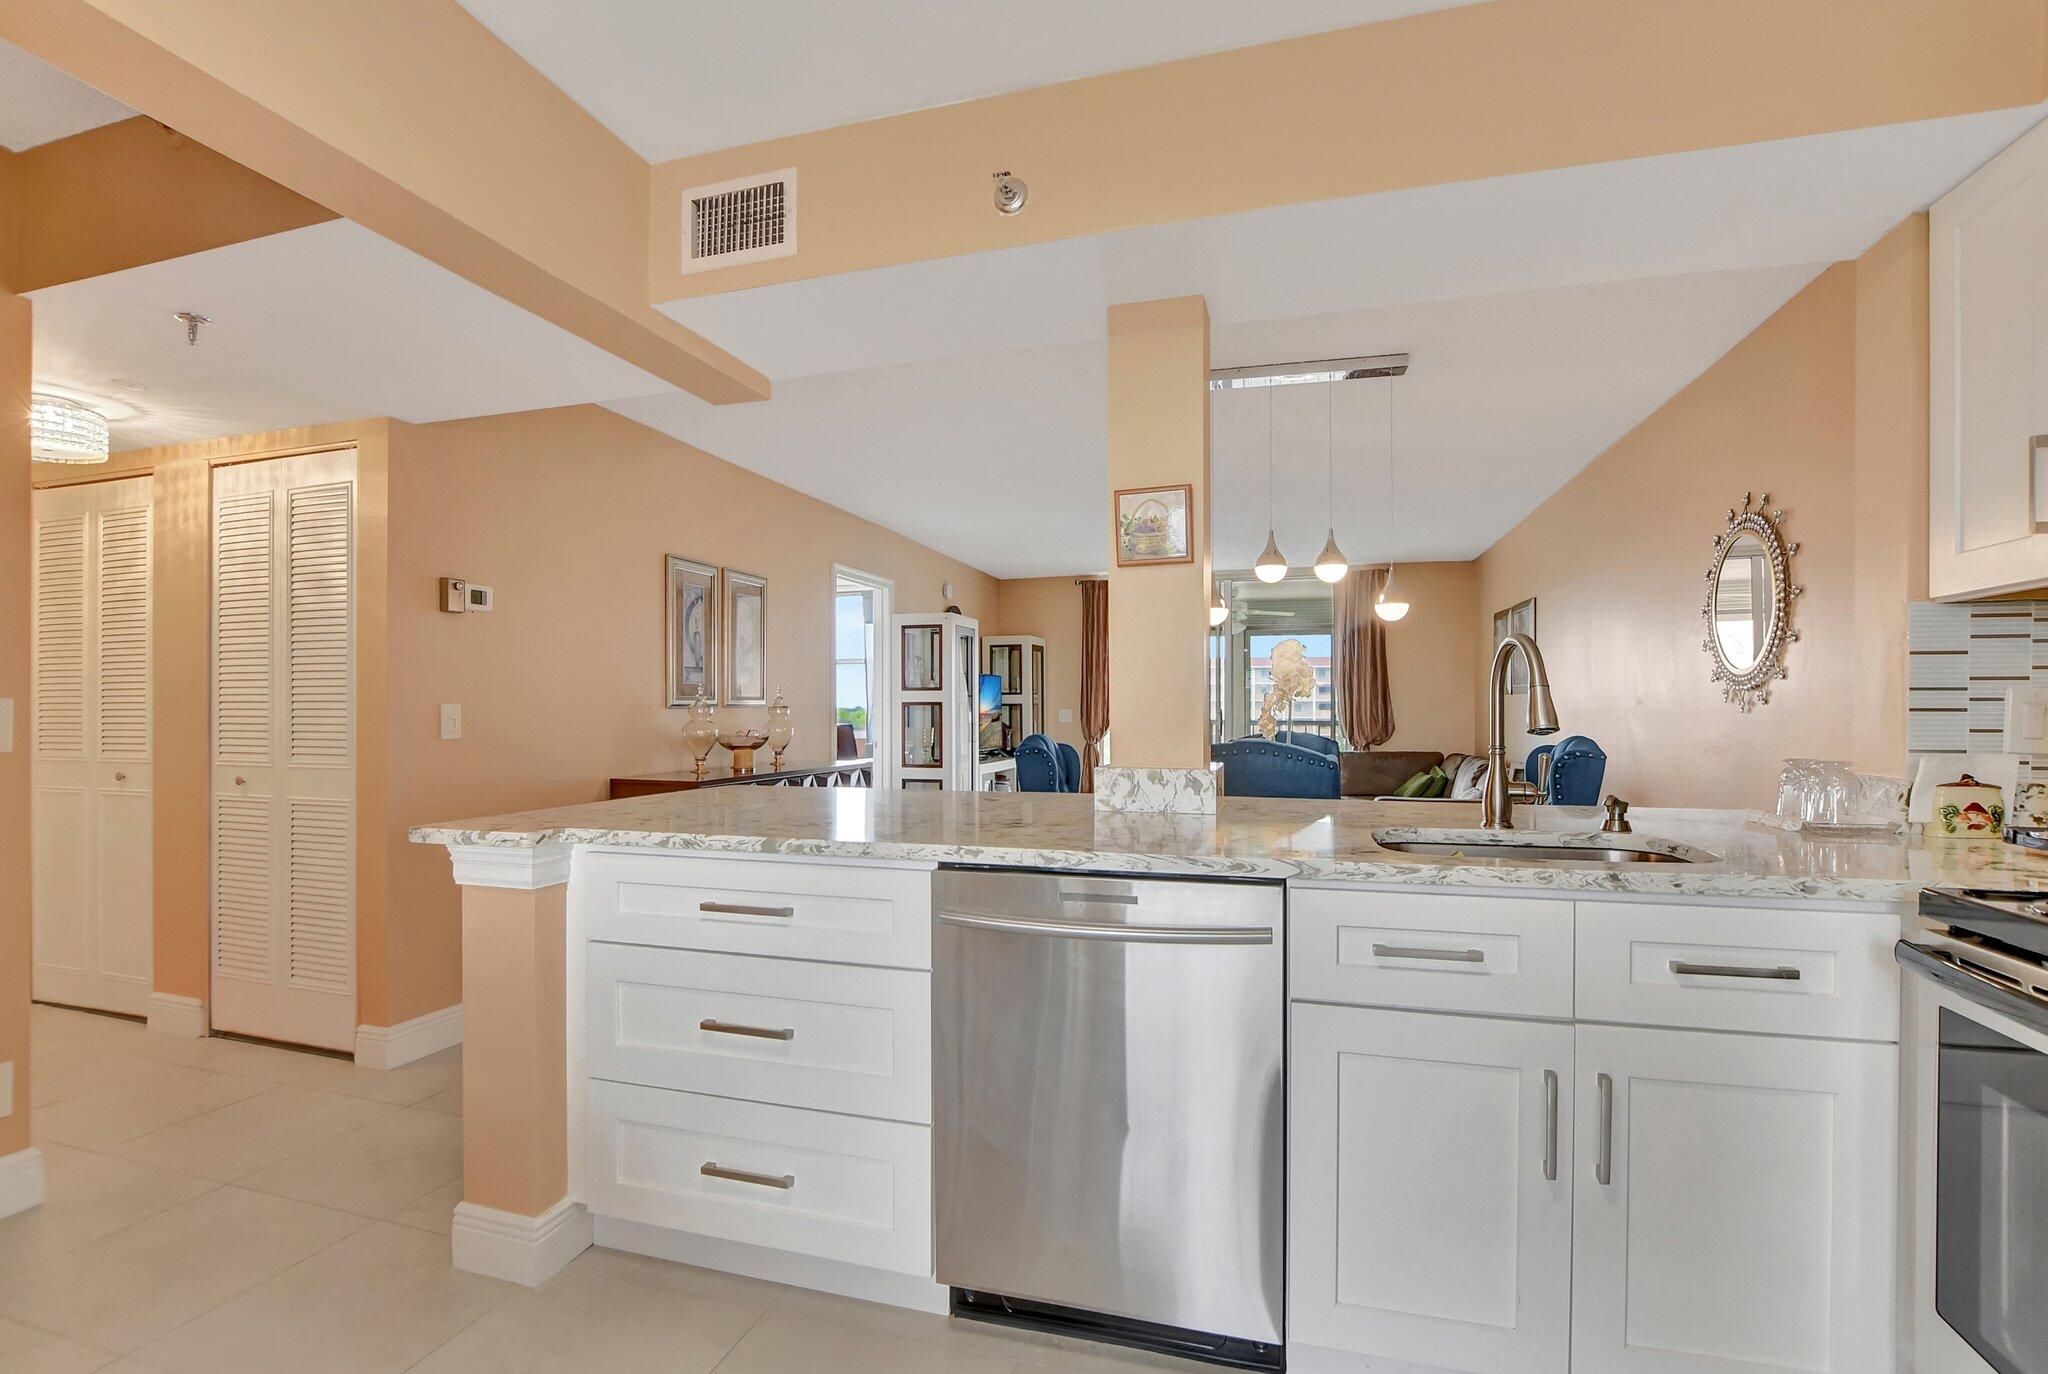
[[611, 263, 1824, 579], [28, 220, 674, 451], [455, 0, 1484, 161], [663, 103, 2047, 380], [0, 38, 134, 151]]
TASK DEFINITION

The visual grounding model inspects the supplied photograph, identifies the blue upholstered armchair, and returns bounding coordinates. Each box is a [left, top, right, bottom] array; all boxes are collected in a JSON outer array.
[[1272, 730, 1341, 759], [1211, 736, 1341, 799], [1016, 734, 1064, 792], [1525, 736, 1607, 805]]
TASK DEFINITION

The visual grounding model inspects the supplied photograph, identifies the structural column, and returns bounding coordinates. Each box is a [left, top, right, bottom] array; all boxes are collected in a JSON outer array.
[[445, 843, 590, 1285], [1106, 296, 1213, 768], [0, 289, 42, 1219]]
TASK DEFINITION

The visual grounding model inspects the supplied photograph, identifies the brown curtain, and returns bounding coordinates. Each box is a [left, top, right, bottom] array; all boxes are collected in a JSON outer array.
[[1078, 578, 1110, 791], [1334, 567, 1395, 748]]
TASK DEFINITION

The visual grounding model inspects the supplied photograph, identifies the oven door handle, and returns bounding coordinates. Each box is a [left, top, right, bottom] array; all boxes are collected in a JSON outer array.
[[1897, 939, 2048, 1037]]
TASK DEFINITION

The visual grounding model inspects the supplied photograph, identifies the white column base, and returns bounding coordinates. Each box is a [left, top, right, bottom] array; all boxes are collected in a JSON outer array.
[[451, 1197, 591, 1286], [354, 1005, 462, 1070], [147, 993, 208, 1039], [0, 1147, 46, 1221]]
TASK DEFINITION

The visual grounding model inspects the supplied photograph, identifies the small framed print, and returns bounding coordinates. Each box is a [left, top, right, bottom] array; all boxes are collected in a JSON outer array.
[[721, 569, 767, 706], [665, 555, 718, 706], [1113, 484, 1194, 566], [1492, 597, 1537, 695]]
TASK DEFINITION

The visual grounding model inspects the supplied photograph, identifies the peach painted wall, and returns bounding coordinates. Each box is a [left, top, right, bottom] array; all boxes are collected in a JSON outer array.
[[1475, 229, 1928, 808], [1105, 297, 1212, 769], [1379, 561, 1480, 757], [2, 290, 33, 1152], [992, 576, 1087, 752], [382, 404, 999, 1023], [653, 0, 2048, 301]]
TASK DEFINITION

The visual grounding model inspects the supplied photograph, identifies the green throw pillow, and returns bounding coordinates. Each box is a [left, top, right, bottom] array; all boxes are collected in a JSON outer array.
[[1392, 767, 1437, 798]]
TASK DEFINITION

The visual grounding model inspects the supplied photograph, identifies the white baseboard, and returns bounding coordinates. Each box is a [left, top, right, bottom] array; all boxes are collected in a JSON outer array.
[[451, 1197, 591, 1286], [354, 1004, 462, 1070], [147, 993, 207, 1039], [0, 1148, 45, 1221], [594, 1214, 948, 1313]]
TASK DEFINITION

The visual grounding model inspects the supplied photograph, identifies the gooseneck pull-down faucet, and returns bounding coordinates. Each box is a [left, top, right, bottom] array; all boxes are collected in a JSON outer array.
[[1483, 632, 1559, 829]]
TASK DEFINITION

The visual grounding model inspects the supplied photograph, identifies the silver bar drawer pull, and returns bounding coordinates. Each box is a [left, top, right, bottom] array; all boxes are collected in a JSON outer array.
[[1543, 1069, 1560, 1183], [699, 1018, 796, 1041], [1669, 960, 1802, 981], [1595, 1072, 1615, 1186], [1372, 943, 1486, 964], [699, 901, 796, 918], [701, 1162, 795, 1190]]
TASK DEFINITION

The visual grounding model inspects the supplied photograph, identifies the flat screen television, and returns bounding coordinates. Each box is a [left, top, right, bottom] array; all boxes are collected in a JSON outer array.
[[978, 674, 1006, 755]]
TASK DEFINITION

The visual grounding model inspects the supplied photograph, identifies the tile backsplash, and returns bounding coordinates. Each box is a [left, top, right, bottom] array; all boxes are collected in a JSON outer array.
[[1907, 600, 2047, 785]]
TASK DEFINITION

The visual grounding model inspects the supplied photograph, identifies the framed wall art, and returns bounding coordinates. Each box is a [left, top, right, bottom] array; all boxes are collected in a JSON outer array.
[[721, 568, 768, 706], [1113, 483, 1194, 567], [665, 555, 719, 706]]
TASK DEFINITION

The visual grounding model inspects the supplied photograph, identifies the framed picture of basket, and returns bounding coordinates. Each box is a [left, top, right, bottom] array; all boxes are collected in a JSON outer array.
[[1112, 484, 1194, 567]]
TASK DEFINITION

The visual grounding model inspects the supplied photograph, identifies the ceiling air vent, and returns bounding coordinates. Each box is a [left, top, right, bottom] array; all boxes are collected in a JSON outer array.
[[681, 168, 796, 274]]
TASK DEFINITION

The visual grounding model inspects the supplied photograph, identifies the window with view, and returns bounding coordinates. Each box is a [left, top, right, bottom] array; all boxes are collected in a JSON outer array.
[[834, 586, 875, 757], [1211, 579, 1340, 743]]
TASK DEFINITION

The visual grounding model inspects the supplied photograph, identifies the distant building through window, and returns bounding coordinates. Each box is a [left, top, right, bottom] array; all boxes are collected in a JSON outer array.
[[834, 585, 874, 756]]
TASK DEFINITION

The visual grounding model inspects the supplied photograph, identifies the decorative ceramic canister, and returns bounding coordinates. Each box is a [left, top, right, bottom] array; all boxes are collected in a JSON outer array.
[[681, 695, 719, 775], [765, 690, 795, 768], [1932, 773, 2006, 838]]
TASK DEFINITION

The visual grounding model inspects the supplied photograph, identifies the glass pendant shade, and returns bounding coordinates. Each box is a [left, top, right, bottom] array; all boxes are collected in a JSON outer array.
[[1374, 567, 1410, 621], [1312, 530, 1348, 583], [1253, 531, 1289, 583], [1208, 595, 1229, 628], [29, 394, 110, 464]]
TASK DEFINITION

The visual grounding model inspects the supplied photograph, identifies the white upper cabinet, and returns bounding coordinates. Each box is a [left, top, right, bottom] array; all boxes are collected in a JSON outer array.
[[1931, 115, 2048, 599]]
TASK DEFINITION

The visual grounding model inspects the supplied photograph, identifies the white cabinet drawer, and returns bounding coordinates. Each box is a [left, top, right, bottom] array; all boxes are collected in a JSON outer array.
[[581, 851, 932, 969], [1574, 901, 1900, 1041], [582, 1079, 931, 1276], [1290, 888, 1573, 1019], [586, 944, 931, 1123]]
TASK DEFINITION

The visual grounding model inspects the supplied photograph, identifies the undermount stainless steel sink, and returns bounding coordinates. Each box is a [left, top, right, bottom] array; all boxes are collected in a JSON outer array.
[[1375, 839, 1695, 864]]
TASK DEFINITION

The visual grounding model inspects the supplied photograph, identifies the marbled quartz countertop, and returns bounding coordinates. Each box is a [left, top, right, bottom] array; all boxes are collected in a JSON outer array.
[[412, 789, 2048, 903]]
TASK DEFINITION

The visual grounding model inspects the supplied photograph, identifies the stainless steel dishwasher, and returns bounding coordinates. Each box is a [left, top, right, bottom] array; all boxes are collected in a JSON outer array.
[[932, 867, 1285, 1370]]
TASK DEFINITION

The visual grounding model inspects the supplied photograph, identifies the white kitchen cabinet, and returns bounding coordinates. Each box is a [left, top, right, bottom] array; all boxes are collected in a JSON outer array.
[[1291, 1002, 1575, 1374], [1570, 1024, 1897, 1374], [1930, 114, 2048, 599]]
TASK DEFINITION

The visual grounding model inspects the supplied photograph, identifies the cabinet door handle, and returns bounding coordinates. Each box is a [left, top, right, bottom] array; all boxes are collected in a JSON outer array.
[[1595, 1072, 1614, 1186], [698, 901, 795, 918], [1669, 960, 1801, 981], [699, 1019, 795, 1041], [1371, 943, 1485, 964], [1543, 1068, 1560, 1183], [114, 771, 127, 782], [700, 1162, 794, 1190]]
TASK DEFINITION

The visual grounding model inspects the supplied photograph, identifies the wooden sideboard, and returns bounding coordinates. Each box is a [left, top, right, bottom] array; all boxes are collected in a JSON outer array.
[[609, 759, 874, 799]]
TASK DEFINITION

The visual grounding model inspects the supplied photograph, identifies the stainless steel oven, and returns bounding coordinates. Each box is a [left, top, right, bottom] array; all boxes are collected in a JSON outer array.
[[1902, 888, 2048, 1374]]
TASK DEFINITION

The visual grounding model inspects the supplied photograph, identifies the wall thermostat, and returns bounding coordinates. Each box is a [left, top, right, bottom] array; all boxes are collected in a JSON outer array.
[[440, 578, 495, 613]]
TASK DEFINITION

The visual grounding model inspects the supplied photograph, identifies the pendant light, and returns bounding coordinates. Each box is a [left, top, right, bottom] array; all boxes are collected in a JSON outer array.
[[1374, 376, 1411, 621], [1313, 381, 1348, 583], [1253, 384, 1289, 583], [1208, 582, 1229, 628]]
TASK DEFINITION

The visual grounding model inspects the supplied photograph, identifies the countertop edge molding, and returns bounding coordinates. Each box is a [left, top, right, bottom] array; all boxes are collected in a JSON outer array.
[[449, 841, 576, 890]]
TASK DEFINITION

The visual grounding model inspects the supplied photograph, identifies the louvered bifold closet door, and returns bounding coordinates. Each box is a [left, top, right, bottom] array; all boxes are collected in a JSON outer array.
[[210, 450, 357, 1051], [32, 477, 154, 1015]]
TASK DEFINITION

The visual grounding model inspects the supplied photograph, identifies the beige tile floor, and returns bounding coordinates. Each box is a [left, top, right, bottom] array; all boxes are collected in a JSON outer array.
[[2, 1005, 1211, 1374]]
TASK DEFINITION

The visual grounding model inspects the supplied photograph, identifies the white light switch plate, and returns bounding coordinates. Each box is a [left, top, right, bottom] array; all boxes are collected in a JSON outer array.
[[1058, 708, 1073, 724], [439, 704, 462, 741], [0, 1061, 12, 1119], [2005, 686, 2048, 755]]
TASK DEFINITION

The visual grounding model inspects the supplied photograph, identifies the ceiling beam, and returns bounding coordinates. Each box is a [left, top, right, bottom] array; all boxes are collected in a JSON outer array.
[[651, 0, 2048, 305], [7, 116, 337, 294], [0, 0, 769, 404]]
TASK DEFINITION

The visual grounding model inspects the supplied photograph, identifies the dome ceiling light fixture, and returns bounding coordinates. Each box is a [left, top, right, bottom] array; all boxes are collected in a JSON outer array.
[[29, 393, 111, 465]]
